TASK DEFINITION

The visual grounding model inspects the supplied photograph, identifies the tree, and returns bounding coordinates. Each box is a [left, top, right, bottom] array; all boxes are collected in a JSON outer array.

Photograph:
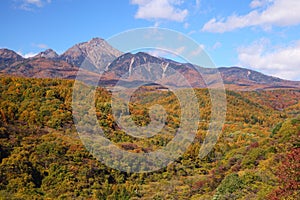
[[268, 148, 300, 200]]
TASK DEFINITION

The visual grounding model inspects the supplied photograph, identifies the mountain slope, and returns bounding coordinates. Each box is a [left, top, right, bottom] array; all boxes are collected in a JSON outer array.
[[0, 56, 100, 83], [219, 67, 300, 90], [101, 52, 206, 88]]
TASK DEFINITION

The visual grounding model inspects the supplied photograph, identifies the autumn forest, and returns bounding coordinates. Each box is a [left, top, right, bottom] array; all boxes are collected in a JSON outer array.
[[0, 76, 299, 199]]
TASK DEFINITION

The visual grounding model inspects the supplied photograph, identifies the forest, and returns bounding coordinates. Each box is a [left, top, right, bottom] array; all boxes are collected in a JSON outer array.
[[0, 76, 299, 199]]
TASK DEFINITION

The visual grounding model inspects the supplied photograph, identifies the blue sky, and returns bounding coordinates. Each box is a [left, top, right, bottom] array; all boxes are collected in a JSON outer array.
[[1, 0, 300, 80]]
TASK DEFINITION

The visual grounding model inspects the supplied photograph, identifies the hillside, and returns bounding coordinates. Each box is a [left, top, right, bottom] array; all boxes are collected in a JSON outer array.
[[0, 76, 299, 199]]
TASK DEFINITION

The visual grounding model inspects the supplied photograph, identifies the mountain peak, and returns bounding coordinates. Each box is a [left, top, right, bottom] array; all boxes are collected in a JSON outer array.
[[0, 49, 24, 68], [89, 37, 105, 43], [34, 49, 58, 59], [60, 38, 122, 72], [0, 48, 23, 58]]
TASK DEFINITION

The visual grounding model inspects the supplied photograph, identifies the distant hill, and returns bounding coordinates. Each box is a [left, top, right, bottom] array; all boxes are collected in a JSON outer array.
[[218, 67, 300, 90], [0, 38, 299, 90]]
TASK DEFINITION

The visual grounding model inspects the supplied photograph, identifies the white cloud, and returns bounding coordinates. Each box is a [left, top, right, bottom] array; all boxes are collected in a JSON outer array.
[[33, 43, 48, 49], [147, 45, 186, 58], [26, 0, 43, 7], [237, 39, 300, 80], [148, 49, 171, 58], [18, 0, 51, 11], [153, 21, 161, 27], [250, 0, 273, 8], [184, 22, 189, 29], [187, 30, 196, 35], [17, 51, 38, 58], [131, 0, 188, 22], [190, 44, 205, 56], [195, 0, 201, 9], [202, 0, 300, 33], [212, 42, 222, 50], [174, 46, 186, 55]]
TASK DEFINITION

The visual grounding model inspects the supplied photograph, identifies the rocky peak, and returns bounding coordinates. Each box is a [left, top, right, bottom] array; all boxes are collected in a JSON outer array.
[[0, 49, 24, 68], [60, 37, 122, 72], [0, 48, 24, 60], [89, 37, 105, 44], [34, 49, 58, 59]]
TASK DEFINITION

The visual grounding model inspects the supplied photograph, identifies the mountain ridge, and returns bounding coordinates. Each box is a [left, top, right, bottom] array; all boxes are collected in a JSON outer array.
[[0, 39, 299, 91]]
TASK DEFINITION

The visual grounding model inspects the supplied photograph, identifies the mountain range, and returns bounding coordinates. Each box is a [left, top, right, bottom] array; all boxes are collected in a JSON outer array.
[[1, 37, 299, 90]]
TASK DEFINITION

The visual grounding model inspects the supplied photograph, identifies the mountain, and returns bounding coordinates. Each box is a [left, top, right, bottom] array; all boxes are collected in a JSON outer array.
[[0, 49, 100, 83], [0, 38, 299, 90], [0, 38, 122, 83], [60, 38, 122, 72], [100, 52, 206, 88], [100, 52, 300, 90], [34, 49, 59, 60], [0, 56, 100, 82], [219, 67, 300, 90], [0, 49, 24, 70]]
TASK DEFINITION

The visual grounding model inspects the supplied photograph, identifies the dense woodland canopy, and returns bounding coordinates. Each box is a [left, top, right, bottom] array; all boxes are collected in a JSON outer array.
[[0, 76, 299, 199]]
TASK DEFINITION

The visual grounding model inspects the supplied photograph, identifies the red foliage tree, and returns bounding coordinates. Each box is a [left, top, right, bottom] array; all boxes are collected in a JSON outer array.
[[268, 148, 300, 199]]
